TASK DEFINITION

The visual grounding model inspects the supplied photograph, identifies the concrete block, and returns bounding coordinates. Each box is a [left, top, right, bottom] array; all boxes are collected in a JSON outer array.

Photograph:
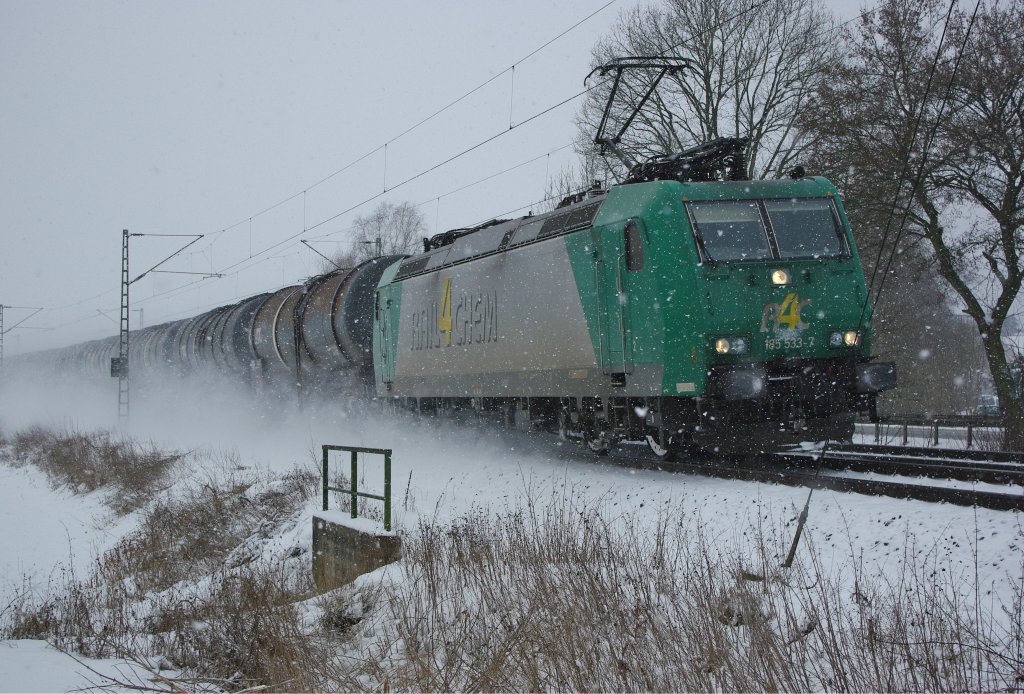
[[312, 511, 401, 592]]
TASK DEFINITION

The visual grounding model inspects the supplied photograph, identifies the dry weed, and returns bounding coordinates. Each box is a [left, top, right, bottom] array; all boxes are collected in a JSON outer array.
[[343, 499, 1024, 692], [102, 463, 318, 594], [8, 425, 178, 513]]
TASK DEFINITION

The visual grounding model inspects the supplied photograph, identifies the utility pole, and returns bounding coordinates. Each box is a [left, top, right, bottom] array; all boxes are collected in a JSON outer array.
[[360, 236, 383, 259], [113, 229, 205, 424], [116, 229, 130, 422]]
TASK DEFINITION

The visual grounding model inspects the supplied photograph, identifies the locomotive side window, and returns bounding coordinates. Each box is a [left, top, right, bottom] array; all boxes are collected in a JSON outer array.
[[687, 201, 772, 262], [625, 220, 644, 272], [764, 199, 847, 259]]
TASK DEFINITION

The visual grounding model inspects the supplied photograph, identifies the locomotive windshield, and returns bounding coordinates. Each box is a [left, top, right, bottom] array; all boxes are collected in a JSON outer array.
[[687, 201, 772, 262], [687, 197, 848, 263], [764, 198, 847, 259]]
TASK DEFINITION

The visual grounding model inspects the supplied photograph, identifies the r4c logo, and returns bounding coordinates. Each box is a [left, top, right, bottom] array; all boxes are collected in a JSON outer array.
[[760, 292, 811, 332]]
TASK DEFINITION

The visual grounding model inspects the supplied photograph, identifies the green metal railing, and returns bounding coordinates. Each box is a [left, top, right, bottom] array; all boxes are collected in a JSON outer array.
[[321, 445, 393, 531]]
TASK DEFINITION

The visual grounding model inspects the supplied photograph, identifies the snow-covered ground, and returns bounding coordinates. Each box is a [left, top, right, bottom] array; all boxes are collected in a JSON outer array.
[[1, 372, 1022, 690], [0, 640, 158, 693]]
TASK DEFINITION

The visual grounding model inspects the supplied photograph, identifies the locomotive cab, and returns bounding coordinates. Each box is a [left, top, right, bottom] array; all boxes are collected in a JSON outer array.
[[619, 176, 896, 452]]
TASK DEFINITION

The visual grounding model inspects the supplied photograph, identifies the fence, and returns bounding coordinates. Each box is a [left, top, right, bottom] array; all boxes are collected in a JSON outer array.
[[856, 414, 1004, 449], [321, 444, 393, 531]]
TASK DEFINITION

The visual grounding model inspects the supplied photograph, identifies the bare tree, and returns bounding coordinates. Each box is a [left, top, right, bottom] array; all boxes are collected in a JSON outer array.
[[350, 201, 426, 263], [539, 155, 604, 213], [800, 0, 1024, 448], [315, 247, 357, 275], [870, 263, 990, 416], [576, 0, 837, 179]]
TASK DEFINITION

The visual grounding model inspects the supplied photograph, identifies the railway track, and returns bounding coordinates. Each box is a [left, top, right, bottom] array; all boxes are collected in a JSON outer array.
[[785, 443, 1024, 485], [580, 440, 1024, 512]]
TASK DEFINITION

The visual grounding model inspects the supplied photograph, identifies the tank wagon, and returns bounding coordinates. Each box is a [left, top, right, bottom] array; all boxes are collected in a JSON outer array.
[[14, 257, 400, 400]]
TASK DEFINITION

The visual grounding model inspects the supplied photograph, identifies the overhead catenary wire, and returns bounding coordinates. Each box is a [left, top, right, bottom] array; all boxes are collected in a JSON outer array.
[[210, 0, 791, 281], [197, 0, 621, 247], [870, 0, 984, 312], [94, 1, 621, 325], [36, 0, 944, 339], [74, 2, 618, 328], [864, 0, 959, 307], [18, 0, 831, 342]]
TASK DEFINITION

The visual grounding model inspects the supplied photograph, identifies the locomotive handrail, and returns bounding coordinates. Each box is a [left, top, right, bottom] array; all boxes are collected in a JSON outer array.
[[321, 444, 393, 532], [615, 250, 630, 375]]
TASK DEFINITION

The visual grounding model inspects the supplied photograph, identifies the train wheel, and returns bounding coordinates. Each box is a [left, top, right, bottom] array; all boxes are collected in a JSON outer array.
[[645, 433, 677, 462], [558, 408, 571, 441], [585, 430, 611, 456]]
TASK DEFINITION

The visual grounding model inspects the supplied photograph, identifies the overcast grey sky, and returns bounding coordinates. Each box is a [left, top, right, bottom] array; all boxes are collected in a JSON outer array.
[[1, 0, 864, 355]]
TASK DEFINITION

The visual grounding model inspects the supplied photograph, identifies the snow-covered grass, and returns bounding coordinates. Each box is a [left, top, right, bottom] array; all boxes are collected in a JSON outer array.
[[6, 425, 179, 514], [0, 424, 331, 690], [0, 371, 1023, 690], [337, 497, 1024, 691], [0, 421, 1022, 691]]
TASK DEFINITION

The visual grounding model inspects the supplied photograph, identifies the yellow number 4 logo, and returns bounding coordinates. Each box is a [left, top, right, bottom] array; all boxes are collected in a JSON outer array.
[[778, 292, 809, 330], [438, 277, 452, 346]]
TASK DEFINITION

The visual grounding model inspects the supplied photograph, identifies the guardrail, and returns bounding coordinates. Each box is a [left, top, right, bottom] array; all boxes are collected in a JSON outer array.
[[871, 414, 1004, 427], [321, 444, 393, 531], [859, 415, 1003, 449]]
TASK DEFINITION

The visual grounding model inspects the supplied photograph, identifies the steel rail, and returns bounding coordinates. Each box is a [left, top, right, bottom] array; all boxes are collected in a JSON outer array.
[[549, 441, 1024, 512], [782, 446, 1024, 485], [833, 442, 1024, 465]]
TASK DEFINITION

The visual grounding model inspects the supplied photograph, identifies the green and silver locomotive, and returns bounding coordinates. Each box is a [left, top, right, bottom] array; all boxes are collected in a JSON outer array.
[[373, 137, 895, 456]]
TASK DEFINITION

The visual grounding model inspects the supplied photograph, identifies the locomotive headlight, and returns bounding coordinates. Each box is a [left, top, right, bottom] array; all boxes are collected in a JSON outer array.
[[829, 330, 861, 347], [714, 336, 749, 355], [771, 269, 789, 285]]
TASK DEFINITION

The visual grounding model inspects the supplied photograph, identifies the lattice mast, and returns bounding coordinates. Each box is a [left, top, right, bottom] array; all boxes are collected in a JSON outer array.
[[118, 229, 130, 422]]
